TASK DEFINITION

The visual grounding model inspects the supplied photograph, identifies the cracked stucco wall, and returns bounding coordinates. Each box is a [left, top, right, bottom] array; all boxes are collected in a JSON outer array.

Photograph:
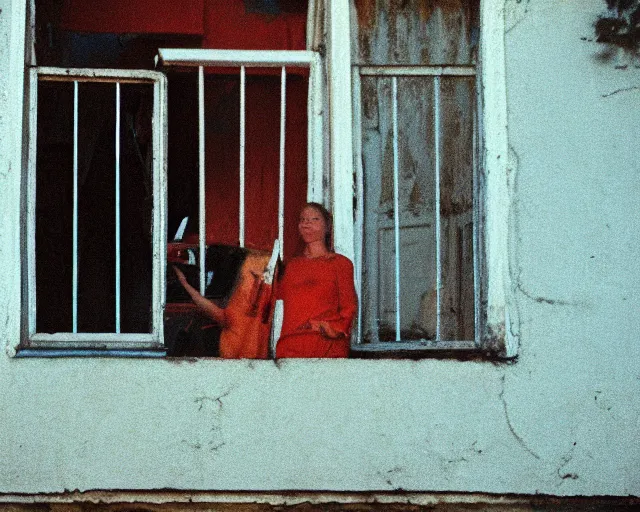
[[0, 0, 639, 498]]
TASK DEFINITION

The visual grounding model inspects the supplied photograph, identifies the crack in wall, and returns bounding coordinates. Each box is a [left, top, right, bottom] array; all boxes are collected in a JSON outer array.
[[505, 145, 523, 358], [377, 466, 405, 490], [556, 442, 579, 485], [515, 283, 585, 307], [507, 145, 588, 312], [186, 389, 235, 455], [506, 0, 532, 34], [499, 375, 541, 460], [194, 388, 234, 412], [602, 85, 640, 97]]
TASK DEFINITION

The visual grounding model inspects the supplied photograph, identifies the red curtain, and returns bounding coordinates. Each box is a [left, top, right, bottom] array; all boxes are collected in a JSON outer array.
[[203, 0, 306, 50], [60, 0, 309, 260], [59, 0, 306, 49], [60, 0, 205, 35], [183, 76, 308, 261]]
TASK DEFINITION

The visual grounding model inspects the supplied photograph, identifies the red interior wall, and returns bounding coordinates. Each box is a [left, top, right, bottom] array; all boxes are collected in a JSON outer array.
[[60, 0, 306, 50], [203, 0, 306, 50], [60, 0, 205, 35]]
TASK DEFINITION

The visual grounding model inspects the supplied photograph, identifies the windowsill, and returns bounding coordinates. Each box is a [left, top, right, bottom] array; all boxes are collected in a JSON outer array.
[[349, 340, 486, 360], [15, 349, 166, 358]]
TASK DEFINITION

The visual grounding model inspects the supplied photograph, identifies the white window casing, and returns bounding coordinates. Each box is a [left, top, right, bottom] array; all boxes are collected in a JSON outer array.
[[23, 67, 168, 352], [3, 0, 514, 358], [158, 48, 325, 353], [326, 0, 355, 261], [479, 0, 517, 357], [351, 66, 478, 351]]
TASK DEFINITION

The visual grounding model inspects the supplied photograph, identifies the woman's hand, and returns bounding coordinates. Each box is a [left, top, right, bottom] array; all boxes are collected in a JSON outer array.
[[172, 265, 225, 325], [309, 320, 342, 339]]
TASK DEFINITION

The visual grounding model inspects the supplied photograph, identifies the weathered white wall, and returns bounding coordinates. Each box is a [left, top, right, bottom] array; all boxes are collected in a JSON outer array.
[[1, 0, 639, 497]]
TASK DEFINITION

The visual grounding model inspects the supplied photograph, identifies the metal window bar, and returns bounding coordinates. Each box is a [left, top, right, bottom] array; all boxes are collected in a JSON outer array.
[[353, 65, 478, 351], [391, 77, 401, 341], [115, 82, 121, 333], [472, 89, 480, 346], [351, 65, 365, 345], [239, 65, 246, 247], [72, 80, 79, 333], [198, 66, 206, 295], [279, 66, 287, 258], [434, 75, 442, 341], [27, 67, 167, 350]]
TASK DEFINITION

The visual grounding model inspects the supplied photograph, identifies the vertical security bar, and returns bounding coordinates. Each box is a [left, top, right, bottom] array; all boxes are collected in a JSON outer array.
[[72, 80, 79, 333], [198, 66, 206, 295], [115, 82, 121, 333], [278, 66, 287, 258], [239, 65, 246, 247], [392, 77, 401, 341], [434, 76, 442, 341]]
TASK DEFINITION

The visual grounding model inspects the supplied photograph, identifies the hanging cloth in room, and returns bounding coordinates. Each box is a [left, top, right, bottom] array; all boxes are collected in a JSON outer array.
[[59, 0, 205, 35], [203, 0, 306, 50]]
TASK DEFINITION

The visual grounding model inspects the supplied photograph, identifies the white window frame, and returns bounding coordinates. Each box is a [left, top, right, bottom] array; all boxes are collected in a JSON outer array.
[[351, 65, 478, 352], [325, 0, 515, 357], [21, 67, 168, 353]]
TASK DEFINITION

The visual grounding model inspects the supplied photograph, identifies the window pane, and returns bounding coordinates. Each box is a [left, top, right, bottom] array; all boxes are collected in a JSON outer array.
[[438, 76, 476, 341], [166, 70, 308, 257], [35, 80, 154, 334], [361, 76, 438, 342], [35, 81, 74, 333], [165, 67, 310, 357], [359, 74, 476, 343]]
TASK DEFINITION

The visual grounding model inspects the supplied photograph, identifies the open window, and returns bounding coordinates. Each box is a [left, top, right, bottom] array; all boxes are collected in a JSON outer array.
[[18, 0, 513, 358], [158, 48, 324, 357]]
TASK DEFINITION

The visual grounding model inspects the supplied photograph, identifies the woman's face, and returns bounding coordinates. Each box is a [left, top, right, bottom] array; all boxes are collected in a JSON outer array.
[[298, 206, 328, 246]]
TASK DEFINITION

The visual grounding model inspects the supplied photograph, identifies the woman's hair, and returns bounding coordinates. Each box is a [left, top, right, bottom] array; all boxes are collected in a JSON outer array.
[[303, 202, 333, 251]]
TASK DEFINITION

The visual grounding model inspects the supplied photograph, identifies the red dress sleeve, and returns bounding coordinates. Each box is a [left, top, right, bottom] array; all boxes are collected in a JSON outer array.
[[322, 255, 358, 338]]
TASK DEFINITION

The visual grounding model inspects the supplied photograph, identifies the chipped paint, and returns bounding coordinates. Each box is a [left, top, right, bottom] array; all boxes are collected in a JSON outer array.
[[353, 0, 478, 65]]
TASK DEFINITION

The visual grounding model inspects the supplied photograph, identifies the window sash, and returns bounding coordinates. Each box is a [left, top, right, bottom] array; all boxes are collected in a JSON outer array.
[[351, 64, 480, 351], [158, 48, 324, 353], [25, 67, 167, 350]]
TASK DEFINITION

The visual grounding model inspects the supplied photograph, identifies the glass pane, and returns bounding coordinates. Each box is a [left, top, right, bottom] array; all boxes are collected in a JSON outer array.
[[361, 76, 438, 342], [439, 76, 476, 341], [360, 74, 476, 343], [118, 83, 155, 333], [35, 80, 154, 334], [35, 80, 74, 333], [164, 68, 310, 356]]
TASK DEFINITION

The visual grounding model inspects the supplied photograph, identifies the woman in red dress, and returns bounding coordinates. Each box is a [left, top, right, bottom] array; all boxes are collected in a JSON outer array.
[[275, 202, 358, 358]]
